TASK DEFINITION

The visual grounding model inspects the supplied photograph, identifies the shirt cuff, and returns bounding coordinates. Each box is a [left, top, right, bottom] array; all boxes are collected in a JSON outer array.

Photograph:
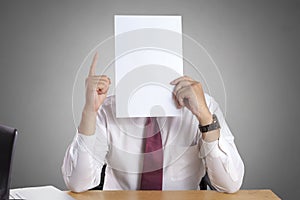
[[200, 135, 240, 181], [76, 130, 97, 152], [199, 138, 218, 159], [199, 135, 230, 159]]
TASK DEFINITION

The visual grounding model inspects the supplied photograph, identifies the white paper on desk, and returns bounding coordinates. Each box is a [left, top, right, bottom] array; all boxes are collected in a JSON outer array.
[[10, 185, 75, 200], [114, 15, 183, 118]]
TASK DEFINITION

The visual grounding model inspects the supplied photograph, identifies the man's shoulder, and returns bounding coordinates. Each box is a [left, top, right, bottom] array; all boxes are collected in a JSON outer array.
[[103, 95, 115, 106], [98, 95, 116, 113], [204, 93, 213, 104], [204, 93, 220, 110]]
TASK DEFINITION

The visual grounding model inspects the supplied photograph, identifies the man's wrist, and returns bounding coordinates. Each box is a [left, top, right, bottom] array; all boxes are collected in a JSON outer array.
[[196, 109, 213, 125], [78, 108, 97, 135], [202, 129, 220, 142], [198, 113, 221, 142]]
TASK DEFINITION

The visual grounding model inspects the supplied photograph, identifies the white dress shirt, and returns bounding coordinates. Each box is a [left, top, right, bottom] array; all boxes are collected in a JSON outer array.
[[62, 94, 244, 193]]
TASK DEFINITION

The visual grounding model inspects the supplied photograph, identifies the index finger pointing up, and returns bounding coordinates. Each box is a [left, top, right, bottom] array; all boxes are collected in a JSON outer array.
[[89, 52, 99, 76]]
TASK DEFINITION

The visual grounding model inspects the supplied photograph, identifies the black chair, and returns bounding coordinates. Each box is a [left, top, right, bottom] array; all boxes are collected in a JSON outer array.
[[91, 164, 216, 190], [199, 172, 216, 190], [90, 164, 107, 190], [0, 124, 18, 200]]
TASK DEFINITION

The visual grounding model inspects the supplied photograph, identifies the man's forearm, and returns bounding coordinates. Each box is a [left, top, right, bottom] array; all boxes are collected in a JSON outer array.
[[78, 106, 97, 135]]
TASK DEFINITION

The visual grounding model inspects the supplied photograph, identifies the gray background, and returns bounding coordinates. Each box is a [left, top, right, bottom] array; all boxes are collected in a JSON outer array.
[[0, 0, 299, 199]]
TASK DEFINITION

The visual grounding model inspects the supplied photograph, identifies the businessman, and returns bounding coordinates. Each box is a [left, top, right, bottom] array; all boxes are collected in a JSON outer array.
[[62, 52, 244, 192]]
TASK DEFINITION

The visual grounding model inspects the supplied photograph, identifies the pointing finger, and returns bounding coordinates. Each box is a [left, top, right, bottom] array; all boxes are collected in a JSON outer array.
[[89, 52, 99, 76]]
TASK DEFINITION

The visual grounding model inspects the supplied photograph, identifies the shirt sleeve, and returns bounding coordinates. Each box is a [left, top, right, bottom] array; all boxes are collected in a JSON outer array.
[[61, 109, 109, 193], [199, 94, 245, 193]]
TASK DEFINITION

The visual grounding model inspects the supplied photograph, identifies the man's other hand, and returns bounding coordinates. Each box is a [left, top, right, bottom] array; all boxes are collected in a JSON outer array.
[[170, 76, 212, 126]]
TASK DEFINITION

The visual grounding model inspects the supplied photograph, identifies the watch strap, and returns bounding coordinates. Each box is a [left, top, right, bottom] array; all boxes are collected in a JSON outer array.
[[198, 114, 220, 133]]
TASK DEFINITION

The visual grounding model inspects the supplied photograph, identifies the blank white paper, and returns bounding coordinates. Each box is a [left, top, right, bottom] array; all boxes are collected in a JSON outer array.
[[10, 185, 75, 200], [114, 15, 183, 118]]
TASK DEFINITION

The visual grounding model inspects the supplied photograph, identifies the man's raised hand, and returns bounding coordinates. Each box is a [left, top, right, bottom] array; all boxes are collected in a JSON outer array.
[[85, 52, 111, 112], [79, 52, 111, 135]]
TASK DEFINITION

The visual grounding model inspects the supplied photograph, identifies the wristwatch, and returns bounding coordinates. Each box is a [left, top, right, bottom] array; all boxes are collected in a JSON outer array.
[[198, 114, 220, 133]]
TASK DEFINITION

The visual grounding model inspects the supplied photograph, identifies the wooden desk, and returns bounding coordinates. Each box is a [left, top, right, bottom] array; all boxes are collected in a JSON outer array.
[[68, 190, 281, 200]]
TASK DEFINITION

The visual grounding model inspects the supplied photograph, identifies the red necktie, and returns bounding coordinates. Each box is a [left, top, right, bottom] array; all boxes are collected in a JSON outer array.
[[140, 117, 163, 190]]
